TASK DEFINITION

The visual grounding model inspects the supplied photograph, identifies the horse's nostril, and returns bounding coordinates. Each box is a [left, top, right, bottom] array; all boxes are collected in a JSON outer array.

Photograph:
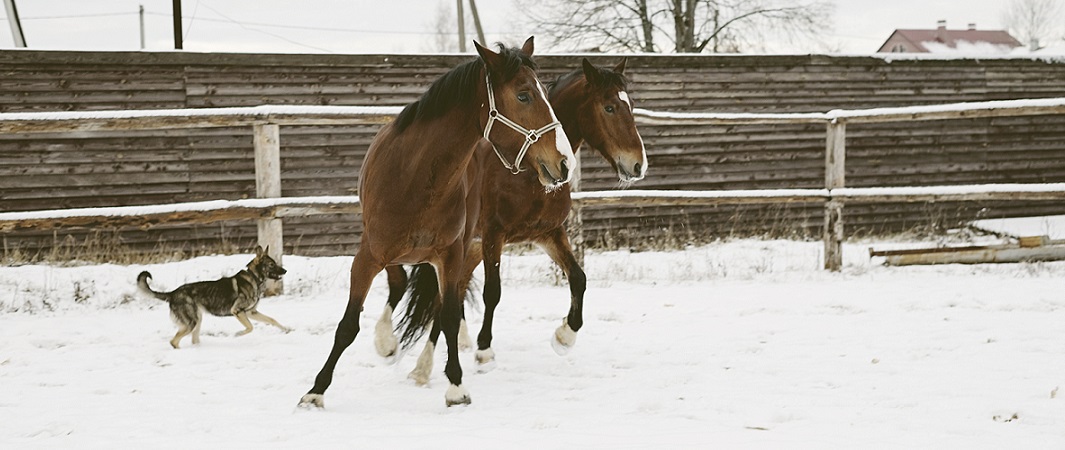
[[560, 159, 569, 178], [633, 162, 642, 176]]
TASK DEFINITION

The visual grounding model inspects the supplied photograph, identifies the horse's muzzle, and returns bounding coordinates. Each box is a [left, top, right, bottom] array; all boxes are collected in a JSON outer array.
[[537, 159, 570, 187]]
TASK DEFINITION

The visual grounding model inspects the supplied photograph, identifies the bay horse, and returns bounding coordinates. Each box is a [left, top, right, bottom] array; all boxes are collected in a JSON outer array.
[[298, 37, 575, 408], [373, 58, 646, 384]]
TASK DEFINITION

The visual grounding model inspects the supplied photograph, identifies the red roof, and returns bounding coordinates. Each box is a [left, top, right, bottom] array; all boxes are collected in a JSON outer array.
[[878, 28, 1022, 52]]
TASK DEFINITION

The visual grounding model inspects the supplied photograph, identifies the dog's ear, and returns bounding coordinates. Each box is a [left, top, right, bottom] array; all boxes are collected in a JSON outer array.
[[255, 245, 265, 258]]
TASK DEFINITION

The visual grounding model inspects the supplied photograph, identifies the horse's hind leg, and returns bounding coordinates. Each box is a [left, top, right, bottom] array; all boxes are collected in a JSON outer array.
[[374, 265, 408, 358], [299, 249, 384, 409], [408, 319, 442, 386], [537, 228, 585, 355], [474, 233, 504, 366], [456, 240, 482, 352]]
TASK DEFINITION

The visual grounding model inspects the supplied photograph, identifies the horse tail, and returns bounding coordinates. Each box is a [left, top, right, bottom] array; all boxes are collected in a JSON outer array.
[[136, 271, 171, 302], [395, 263, 439, 350]]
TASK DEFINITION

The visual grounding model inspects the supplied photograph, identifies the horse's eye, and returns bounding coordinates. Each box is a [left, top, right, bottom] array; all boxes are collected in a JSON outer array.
[[517, 92, 531, 103], [604, 105, 616, 114]]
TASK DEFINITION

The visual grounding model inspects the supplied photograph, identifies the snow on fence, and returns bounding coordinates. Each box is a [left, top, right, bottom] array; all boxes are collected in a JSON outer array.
[[3, 98, 1065, 288]]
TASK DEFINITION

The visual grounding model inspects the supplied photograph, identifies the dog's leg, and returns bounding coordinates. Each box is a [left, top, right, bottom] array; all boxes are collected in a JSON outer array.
[[248, 310, 292, 333], [171, 324, 192, 349], [191, 308, 203, 345], [235, 312, 254, 336]]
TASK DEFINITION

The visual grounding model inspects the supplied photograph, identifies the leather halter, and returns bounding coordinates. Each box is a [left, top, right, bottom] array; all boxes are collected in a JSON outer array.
[[482, 73, 562, 174]]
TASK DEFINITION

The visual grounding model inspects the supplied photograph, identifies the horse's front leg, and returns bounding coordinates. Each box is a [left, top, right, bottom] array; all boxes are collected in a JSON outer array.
[[298, 250, 383, 409], [537, 227, 585, 355], [436, 246, 471, 406]]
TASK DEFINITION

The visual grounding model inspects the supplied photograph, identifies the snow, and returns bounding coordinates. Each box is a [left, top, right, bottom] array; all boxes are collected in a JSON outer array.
[[921, 40, 1016, 56], [970, 215, 1065, 240], [0, 196, 360, 222], [0, 105, 404, 122], [634, 97, 1065, 124], [832, 183, 1065, 197], [2, 239, 1064, 448]]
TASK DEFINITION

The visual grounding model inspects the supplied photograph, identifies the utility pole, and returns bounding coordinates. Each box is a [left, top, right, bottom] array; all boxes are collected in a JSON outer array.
[[172, 0, 183, 49], [455, 0, 465, 52], [3, 0, 27, 48], [468, 0, 485, 45], [139, 4, 146, 50]]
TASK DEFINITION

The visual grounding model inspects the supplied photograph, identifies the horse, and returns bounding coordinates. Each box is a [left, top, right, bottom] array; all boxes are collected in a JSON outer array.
[[298, 37, 575, 409], [373, 58, 646, 384]]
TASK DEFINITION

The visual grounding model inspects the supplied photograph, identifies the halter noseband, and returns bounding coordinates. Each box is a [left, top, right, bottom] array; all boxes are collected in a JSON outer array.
[[482, 73, 562, 174]]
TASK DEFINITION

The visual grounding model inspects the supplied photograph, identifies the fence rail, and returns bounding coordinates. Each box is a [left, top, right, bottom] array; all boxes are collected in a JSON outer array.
[[3, 97, 1065, 284]]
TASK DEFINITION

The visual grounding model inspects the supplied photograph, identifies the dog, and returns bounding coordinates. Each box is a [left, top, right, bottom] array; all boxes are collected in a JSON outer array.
[[137, 245, 290, 349]]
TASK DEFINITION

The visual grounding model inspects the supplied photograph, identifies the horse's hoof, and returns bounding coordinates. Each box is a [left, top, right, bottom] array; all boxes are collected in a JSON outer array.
[[374, 333, 398, 358], [445, 384, 471, 407], [374, 308, 399, 357], [552, 322, 577, 356], [408, 367, 431, 386], [298, 393, 324, 409], [475, 348, 496, 373]]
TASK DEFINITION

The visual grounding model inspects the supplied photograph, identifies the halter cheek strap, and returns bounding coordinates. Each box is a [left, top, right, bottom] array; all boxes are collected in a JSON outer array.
[[482, 74, 562, 175]]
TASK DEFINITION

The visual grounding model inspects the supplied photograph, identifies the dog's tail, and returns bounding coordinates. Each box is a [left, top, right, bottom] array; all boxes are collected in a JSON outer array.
[[137, 271, 171, 302]]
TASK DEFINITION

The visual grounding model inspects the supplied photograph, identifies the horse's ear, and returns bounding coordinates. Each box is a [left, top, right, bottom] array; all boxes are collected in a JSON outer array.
[[614, 57, 628, 75], [475, 40, 503, 73], [521, 36, 535, 57], [582, 58, 603, 86]]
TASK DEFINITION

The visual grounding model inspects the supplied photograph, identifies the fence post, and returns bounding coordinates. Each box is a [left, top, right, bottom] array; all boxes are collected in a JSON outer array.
[[824, 120, 846, 271], [253, 123, 284, 295], [567, 149, 584, 267]]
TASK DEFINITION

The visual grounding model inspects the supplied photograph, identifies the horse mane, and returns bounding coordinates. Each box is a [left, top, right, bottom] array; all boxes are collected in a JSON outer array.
[[393, 44, 538, 133], [547, 64, 628, 98]]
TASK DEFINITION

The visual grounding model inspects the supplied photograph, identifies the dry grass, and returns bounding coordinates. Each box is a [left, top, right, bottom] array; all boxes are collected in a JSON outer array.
[[1, 230, 243, 267]]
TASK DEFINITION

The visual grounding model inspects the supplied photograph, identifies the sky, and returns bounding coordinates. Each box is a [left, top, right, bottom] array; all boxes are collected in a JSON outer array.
[[0, 0, 1030, 54]]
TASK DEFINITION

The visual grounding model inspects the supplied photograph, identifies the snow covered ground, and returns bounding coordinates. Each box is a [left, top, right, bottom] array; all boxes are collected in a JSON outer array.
[[1, 239, 1063, 448]]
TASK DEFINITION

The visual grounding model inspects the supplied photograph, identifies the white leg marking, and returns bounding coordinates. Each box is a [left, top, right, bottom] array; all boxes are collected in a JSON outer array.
[[298, 393, 324, 409], [552, 318, 578, 355], [445, 384, 471, 407], [374, 304, 399, 358], [408, 341, 435, 386], [458, 318, 472, 352], [475, 347, 497, 373]]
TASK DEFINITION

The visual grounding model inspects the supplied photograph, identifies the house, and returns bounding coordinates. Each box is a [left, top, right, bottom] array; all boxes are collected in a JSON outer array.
[[877, 20, 1022, 54]]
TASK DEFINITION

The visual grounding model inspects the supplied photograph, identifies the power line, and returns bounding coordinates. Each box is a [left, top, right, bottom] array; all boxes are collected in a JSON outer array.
[[142, 12, 520, 36], [0, 12, 137, 20], [195, 2, 332, 53], [1, 8, 528, 38]]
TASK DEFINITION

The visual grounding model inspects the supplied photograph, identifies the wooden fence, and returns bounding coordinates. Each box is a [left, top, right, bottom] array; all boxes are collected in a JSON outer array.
[[4, 51, 1065, 259], [3, 97, 1065, 279]]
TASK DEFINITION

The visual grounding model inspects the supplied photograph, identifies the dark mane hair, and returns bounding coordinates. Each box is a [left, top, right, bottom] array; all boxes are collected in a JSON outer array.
[[393, 44, 538, 133], [547, 64, 628, 98]]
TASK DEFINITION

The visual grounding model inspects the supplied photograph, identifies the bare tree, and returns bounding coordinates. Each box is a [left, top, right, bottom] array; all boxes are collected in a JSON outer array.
[[426, 1, 458, 52], [523, 0, 834, 53], [1002, 0, 1064, 51]]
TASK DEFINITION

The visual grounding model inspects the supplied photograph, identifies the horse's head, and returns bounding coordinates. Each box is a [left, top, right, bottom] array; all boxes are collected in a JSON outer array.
[[575, 58, 647, 183], [475, 37, 575, 189]]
